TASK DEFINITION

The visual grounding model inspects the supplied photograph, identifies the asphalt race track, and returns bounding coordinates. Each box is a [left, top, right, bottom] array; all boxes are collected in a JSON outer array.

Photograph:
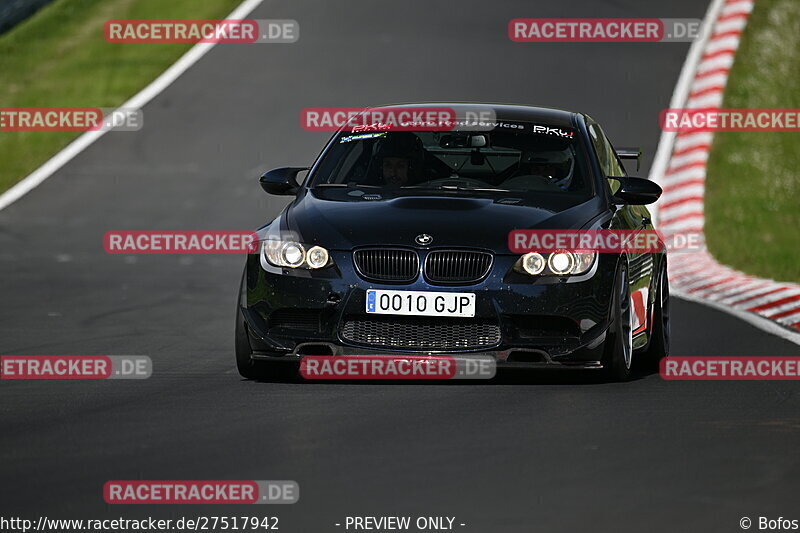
[[2, 1, 799, 531]]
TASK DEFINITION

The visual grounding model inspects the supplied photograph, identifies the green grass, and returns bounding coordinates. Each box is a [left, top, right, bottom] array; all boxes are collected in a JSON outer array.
[[705, 0, 800, 282], [0, 0, 242, 193]]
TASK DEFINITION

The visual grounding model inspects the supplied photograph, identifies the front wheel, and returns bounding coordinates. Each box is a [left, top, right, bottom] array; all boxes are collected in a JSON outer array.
[[603, 261, 633, 382]]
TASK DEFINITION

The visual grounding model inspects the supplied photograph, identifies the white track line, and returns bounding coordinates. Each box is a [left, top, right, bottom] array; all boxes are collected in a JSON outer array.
[[0, 0, 265, 212]]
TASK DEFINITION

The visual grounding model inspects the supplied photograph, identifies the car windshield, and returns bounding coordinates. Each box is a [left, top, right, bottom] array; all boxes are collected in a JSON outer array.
[[309, 124, 592, 199]]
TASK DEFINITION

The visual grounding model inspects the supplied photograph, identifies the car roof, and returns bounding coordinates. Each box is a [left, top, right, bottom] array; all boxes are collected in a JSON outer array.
[[370, 103, 580, 128]]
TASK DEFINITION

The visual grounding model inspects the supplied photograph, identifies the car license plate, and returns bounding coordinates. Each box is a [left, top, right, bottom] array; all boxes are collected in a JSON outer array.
[[366, 289, 475, 318]]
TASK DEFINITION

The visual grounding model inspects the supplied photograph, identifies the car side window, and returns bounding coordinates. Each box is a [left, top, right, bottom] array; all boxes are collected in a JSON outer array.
[[604, 137, 626, 178], [587, 123, 609, 175], [588, 123, 626, 194]]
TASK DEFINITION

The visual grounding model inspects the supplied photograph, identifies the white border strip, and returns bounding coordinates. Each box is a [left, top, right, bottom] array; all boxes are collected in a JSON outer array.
[[651, 0, 800, 345], [648, 0, 726, 224], [0, 0, 265, 211]]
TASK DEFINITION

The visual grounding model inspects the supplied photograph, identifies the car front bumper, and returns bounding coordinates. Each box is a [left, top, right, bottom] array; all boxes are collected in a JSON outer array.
[[240, 251, 620, 368]]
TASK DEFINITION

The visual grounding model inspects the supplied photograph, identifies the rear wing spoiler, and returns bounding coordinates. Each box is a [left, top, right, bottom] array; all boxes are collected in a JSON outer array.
[[617, 147, 642, 171]]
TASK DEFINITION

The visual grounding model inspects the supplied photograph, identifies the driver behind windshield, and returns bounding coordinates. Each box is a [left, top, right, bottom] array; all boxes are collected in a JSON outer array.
[[375, 133, 424, 186], [517, 149, 573, 187]]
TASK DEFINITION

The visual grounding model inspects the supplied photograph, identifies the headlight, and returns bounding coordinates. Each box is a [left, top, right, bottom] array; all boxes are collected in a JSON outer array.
[[306, 246, 329, 269], [571, 252, 596, 274], [521, 252, 546, 275], [262, 238, 331, 269], [281, 242, 305, 267], [515, 251, 596, 277], [548, 252, 574, 275]]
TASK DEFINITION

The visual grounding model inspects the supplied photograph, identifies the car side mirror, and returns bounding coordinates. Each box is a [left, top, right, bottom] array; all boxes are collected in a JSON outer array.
[[259, 167, 308, 195], [610, 176, 662, 205]]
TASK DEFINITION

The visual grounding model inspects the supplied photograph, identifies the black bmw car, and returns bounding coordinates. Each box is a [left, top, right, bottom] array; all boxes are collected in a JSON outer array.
[[235, 104, 669, 381]]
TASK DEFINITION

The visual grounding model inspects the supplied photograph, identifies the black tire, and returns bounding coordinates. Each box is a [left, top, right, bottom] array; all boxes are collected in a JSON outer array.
[[603, 261, 634, 382], [643, 261, 670, 362]]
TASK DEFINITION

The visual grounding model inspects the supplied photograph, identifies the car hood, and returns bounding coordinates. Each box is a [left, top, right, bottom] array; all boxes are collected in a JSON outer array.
[[280, 190, 606, 254]]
